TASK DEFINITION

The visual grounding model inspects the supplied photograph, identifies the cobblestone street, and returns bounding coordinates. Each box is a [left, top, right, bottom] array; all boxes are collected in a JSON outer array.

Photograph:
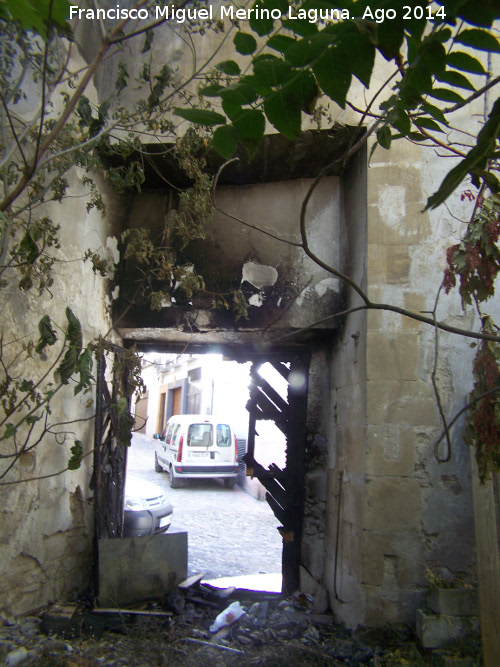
[[127, 433, 283, 582]]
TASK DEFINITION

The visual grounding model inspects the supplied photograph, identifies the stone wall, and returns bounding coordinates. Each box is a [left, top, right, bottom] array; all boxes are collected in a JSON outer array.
[[0, 169, 123, 615], [1, 6, 496, 627]]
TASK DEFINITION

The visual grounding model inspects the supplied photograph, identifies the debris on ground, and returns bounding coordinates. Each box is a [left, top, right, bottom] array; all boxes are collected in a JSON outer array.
[[0, 578, 482, 666]]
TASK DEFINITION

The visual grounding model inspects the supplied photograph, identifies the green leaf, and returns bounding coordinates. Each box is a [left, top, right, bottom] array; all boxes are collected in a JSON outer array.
[[408, 131, 428, 142], [388, 107, 411, 136], [213, 125, 239, 160], [234, 31, 257, 55], [447, 51, 487, 75], [240, 137, 262, 159], [453, 1, 497, 28], [175, 108, 226, 126], [264, 91, 301, 140], [267, 34, 297, 54], [4, 423, 16, 439], [66, 308, 82, 350], [284, 33, 334, 68], [219, 83, 258, 106], [221, 98, 244, 122], [4, 0, 48, 38], [77, 95, 93, 126], [436, 70, 476, 91], [141, 28, 154, 54], [429, 88, 466, 104], [377, 126, 392, 150], [262, 70, 318, 138], [68, 440, 84, 470], [74, 348, 93, 396], [117, 402, 134, 446], [57, 347, 79, 385], [375, 2, 405, 60], [249, 0, 275, 35], [282, 18, 318, 37], [253, 56, 293, 87], [421, 102, 448, 126], [233, 109, 266, 141], [18, 231, 39, 263], [25, 415, 41, 425], [313, 46, 351, 108], [36, 315, 57, 354], [215, 60, 241, 76], [199, 83, 224, 97], [455, 28, 500, 52], [340, 24, 375, 88], [414, 117, 445, 133]]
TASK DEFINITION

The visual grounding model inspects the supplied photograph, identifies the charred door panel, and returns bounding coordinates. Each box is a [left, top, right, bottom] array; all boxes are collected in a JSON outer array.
[[244, 354, 309, 594]]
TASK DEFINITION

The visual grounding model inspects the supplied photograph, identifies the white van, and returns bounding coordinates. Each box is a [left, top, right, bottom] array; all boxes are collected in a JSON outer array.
[[154, 415, 239, 489]]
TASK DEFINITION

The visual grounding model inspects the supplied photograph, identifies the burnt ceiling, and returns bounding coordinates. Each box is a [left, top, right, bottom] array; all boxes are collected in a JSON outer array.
[[105, 126, 360, 190]]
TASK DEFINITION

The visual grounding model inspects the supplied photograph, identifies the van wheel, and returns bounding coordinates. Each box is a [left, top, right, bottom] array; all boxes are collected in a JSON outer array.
[[224, 478, 236, 489], [169, 467, 181, 489], [155, 453, 163, 473]]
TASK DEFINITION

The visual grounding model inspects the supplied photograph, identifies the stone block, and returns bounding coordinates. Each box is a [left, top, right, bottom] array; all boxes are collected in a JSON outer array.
[[416, 609, 480, 649], [427, 588, 479, 617], [361, 531, 425, 588], [367, 380, 436, 426], [402, 292, 426, 330], [367, 332, 419, 381], [367, 307, 403, 333], [98, 532, 188, 608], [386, 246, 411, 284], [367, 169, 430, 246], [366, 424, 415, 476], [364, 477, 422, 532]]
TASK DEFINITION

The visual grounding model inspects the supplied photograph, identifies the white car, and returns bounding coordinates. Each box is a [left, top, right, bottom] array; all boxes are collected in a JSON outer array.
[[154, 414, 239, 489], [123, 476, 173, 537]]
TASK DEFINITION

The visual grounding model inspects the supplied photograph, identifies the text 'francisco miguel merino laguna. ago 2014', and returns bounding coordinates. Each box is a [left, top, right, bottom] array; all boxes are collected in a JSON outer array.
[[69, 4, 447, 26]]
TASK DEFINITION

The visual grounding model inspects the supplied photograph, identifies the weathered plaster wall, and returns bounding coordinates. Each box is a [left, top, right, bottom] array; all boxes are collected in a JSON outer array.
[[0, 166, 124, 615], [323, 149, 368, 627]]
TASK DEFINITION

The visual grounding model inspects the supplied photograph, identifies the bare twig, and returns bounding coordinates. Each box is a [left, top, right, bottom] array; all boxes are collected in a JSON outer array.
[[180, 638, 244, 655]]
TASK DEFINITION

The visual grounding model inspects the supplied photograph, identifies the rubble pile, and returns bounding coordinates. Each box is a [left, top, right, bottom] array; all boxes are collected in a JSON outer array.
[[0, 579, 481, 666]]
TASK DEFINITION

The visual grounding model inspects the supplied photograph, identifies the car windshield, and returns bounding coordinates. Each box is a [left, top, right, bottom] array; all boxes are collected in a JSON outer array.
[[188, 423, 212, 447]]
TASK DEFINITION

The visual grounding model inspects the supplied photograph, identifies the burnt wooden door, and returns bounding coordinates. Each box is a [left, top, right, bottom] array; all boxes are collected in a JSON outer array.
[[92, 343, 135, 594], [244, 353, 309, 595]]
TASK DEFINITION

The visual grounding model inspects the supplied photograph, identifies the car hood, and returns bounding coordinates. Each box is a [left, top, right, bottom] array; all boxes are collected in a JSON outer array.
[[125, 475, 167, 500]]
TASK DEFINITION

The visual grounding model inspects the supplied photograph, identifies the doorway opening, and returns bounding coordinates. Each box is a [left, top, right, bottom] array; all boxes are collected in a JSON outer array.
[[127, 347, 309, 594]]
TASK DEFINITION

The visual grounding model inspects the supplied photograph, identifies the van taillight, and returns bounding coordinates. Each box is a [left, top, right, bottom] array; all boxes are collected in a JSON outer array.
[[177, 435, 183, 462], [234, 434, 238, 463]]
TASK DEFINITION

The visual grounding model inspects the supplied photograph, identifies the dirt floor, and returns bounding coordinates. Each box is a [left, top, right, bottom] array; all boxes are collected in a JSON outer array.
[[0, 580, 481, 666]]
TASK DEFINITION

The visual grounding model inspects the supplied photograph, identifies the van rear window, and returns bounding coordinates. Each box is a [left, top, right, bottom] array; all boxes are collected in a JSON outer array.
[[188, 424, 212, 447], [216, 424, 231, 446]]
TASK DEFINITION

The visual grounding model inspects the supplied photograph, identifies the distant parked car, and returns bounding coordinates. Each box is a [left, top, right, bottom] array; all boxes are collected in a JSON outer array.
[[154, 414, 239, 489], [123, 475, 173, 537]]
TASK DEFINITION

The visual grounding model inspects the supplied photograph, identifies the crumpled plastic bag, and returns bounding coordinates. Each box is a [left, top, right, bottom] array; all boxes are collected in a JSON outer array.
[[209, 600, 246, 633]]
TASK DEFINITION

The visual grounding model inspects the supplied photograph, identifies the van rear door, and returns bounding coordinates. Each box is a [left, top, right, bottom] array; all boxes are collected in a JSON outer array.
[[215, 423, 235, 465], [183, 421, 234, 467], [185, 422, 213, 467]]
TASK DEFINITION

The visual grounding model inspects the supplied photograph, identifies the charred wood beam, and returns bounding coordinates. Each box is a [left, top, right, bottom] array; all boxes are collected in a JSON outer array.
[[266, 492, 286, 526], [251, 374, 290, 414], [270, 361, 290, 382]]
